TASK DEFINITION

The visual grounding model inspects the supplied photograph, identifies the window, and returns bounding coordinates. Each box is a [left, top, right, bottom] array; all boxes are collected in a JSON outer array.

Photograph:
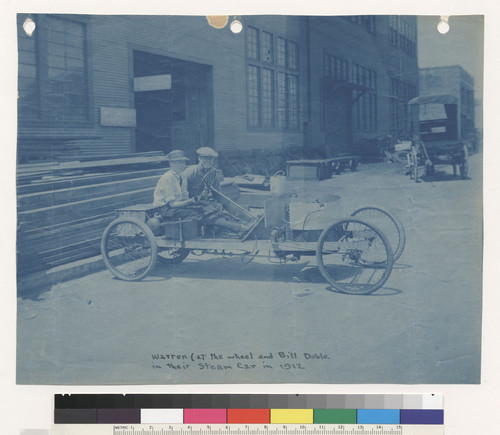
[[324, 53, 349, 81], [45, 15, 88, 121], [246, 26, 259, 60], [389, 16, 416, 57], [261, 68, 274, 127], [261, 31, 274, 63], [352, 64, 377, 132], [390, 78, 417, 137], [247, 65, 260, 127], [343, 15, 376, 34], [246, 27, 299, 130], [17, 14, 40, 118], [17, 14, 89, 122]]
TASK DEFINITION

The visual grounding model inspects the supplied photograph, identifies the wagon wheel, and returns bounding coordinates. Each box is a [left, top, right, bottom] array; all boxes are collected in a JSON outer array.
[[410, 147, 419, 182], [101, 217, 158, 281], [158, 248, 190, 264], [460, 146, 469, 179], [316, 218, 394, 295], [350, 206, 406, 262], [393, 150, 409, 163], [407, 151, 414, 179]]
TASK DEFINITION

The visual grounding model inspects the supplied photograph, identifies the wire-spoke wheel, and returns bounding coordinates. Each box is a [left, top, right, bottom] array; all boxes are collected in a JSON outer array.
[[101, 217, 158, 281], [460, 146, 469, 179], [410, 147, 419, 182], [316, 218, 394, 295], [350, 206, 406, 262]]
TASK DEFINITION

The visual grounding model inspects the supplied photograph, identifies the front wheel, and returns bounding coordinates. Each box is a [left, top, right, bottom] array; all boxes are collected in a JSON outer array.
[[350, 206, 406, 262], [101, 217, 158, 281], [316, 218, 394, 295], [460, 146, 469, 179]]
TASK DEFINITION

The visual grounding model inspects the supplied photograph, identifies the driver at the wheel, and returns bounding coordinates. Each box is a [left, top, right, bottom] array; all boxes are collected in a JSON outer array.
[[183, 146, 222, 199]]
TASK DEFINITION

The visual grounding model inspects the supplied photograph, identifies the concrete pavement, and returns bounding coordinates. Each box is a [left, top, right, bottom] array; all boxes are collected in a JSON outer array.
[[17, 154, 482, 385]]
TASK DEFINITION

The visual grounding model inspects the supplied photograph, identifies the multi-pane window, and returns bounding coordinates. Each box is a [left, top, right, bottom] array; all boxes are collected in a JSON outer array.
[[247, 65, 260, 127], [45, 15, 88, 121], [389, 16, 416, 57], [277, 72, 299, 129], [261, 31, 273, 63], [247, 26, 259, 60], [277, 37, 286, 68], [17, 14, 89, 122], [286, 74, 299, 128], [343, 15, 376, 34], [352, 63, 377, 132], [324, 53, 349, 81], [261, 69, 274, 127], [390, 78, 417, 137], [287, 41, 298, 70], [247, 27, 299, 129]]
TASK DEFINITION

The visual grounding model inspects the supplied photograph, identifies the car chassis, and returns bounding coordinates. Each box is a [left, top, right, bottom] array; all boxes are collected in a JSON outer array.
[[101, 188, 405, 295]]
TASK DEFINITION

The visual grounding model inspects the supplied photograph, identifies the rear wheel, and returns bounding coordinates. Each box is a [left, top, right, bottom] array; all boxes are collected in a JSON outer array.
[[410, 148, 419, 182], [460, 146, 469, 179], [316, 218, 394, 295], [101, 217, 158, 281], [350, 206, 406, 262]]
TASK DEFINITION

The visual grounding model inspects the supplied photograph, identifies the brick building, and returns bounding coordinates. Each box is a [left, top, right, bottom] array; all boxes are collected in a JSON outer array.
[[17, 14, 419, 163]]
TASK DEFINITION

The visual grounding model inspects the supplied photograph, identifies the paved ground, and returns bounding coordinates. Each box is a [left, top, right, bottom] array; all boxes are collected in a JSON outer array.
[[17, 154, 482, 385]]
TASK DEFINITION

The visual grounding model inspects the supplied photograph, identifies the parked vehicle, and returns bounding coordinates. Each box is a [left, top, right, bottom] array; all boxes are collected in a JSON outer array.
[[407, 94, 471, 181], [101, 187, 405, 295]]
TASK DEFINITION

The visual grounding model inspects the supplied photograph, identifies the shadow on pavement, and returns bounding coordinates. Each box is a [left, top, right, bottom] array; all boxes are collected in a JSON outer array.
[[419, 170, 469, 182], [150, 256, 328, 284], [325, 286, 403, 296], [392, 263, 412, 270], [18, 282, 54, 301]]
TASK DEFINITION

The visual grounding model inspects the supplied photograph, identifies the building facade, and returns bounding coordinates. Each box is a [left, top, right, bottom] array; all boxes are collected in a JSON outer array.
[[17, 14, 419, 163]]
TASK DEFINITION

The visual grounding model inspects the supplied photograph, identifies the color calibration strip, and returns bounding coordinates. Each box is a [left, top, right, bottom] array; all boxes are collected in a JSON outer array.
[[54, 394, 443, 425]]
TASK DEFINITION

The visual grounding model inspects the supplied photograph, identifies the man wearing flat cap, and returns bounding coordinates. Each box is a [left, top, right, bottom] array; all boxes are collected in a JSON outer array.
[[183, 146, 222, 200]]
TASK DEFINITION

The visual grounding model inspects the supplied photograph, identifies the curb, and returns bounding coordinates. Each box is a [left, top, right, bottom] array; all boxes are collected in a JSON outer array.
[[18, 255, 106, 294]]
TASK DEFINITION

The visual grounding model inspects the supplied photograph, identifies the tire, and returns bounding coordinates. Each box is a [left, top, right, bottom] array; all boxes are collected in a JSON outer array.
[[410, 148, 419, 182], [407, 151, 414, 179], [101, 217, 158, 281], [158, 248, 190, 264], [316, 218, 394, 295], [394, 151, 409, 163], [350, 206, 406, 262], [460, 146, 469, 179]]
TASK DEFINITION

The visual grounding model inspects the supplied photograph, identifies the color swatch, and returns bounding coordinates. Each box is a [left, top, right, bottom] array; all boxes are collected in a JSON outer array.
[[54, 394, 443, 425]]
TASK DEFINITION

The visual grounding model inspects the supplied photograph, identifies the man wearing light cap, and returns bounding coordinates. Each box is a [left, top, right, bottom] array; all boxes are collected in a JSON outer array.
[[153, 150, 197, 216], [183, 146, 221, 199]]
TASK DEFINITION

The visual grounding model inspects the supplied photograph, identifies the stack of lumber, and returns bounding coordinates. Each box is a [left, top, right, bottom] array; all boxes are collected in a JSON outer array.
[[17, 165, 168, 276]]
